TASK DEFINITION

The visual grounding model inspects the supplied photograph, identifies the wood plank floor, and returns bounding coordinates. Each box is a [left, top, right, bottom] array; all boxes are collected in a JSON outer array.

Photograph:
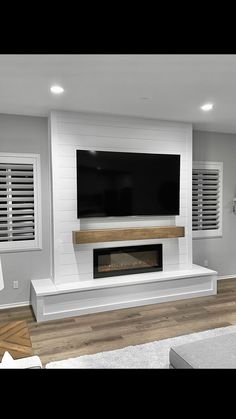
[[0, 321, 33, 361], [1, 278, 236, 366]]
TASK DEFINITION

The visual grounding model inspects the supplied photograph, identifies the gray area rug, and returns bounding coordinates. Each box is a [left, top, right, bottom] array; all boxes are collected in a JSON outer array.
[[46, 324, 236, 369]]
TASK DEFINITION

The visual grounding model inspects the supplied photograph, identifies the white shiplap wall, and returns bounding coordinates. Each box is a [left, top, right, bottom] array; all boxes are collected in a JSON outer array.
[[50, 111, 192, 285]]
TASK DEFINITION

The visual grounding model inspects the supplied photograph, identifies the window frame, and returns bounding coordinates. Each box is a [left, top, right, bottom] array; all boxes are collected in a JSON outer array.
[[192, 160, 223, 239], [0, 152, 42, 252]]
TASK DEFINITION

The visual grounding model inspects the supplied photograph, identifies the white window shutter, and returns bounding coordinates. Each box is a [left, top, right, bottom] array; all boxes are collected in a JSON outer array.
[[0, 163, 35, 242], [192, 161, 223, 238], [0, 153, 42, 252]]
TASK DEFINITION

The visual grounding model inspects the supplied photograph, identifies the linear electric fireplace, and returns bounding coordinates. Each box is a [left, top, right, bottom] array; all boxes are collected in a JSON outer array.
[[94, 244, 163, 278]]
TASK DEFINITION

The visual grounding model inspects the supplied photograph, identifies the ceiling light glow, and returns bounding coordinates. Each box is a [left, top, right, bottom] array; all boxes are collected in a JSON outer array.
[[50, 85, 64, 94], [201, 103, 213, 111], [140, 96, 152, 101]]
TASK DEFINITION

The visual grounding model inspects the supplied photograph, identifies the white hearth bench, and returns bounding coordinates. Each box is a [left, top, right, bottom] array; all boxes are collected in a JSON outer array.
[[31, 264, 217, 322]]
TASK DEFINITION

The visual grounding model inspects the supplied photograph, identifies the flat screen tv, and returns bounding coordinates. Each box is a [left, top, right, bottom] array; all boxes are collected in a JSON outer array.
[[77, 150, 180, 218]]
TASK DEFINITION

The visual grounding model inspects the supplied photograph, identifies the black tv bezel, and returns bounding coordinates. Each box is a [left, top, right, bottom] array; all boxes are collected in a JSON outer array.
[[76, 149, 180, 218]]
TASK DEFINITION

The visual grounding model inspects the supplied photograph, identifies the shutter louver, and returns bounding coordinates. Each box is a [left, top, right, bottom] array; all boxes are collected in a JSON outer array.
[[0, 163, 35, 242], [192, 168, 220, 232]]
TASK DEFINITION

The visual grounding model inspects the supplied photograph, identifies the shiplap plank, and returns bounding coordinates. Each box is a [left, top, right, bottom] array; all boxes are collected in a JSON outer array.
[[55, 110, 191, 132]]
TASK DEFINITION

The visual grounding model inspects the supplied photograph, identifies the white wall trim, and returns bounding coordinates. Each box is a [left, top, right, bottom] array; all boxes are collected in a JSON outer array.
[[47, 116, 54, 281], [0, 256, 3, 291], [0, 300, 30, 310], [218, 274, 236, 281]]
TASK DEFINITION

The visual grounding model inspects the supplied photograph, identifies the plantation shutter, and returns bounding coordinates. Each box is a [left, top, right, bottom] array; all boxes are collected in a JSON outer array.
[[0, 163, 35, 242], [192, 162, 222, 238]]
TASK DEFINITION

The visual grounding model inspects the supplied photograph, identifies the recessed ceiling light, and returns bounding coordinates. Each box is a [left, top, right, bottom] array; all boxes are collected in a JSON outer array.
[[50, 85, 64, 94], [140, 96, 152, 101], [201, 103, 213, 111]]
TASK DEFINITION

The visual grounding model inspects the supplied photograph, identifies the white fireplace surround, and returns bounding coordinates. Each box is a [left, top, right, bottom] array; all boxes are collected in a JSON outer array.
[[31, 111, 217, 322]]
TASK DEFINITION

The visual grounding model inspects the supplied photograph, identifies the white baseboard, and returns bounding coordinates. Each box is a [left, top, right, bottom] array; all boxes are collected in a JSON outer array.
[[218, 274, 236, 281], [0, 301, 30, 310]]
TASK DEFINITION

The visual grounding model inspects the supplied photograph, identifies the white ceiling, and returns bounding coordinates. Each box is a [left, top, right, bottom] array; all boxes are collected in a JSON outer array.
[[0, 54, 236, 133]]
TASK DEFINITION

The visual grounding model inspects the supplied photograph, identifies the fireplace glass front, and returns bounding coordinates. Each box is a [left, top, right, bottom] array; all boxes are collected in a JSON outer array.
[[94, 244, 163, 278]]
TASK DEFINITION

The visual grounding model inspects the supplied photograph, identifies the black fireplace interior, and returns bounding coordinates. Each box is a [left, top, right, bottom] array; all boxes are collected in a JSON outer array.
[[94, 244, 163, 278]]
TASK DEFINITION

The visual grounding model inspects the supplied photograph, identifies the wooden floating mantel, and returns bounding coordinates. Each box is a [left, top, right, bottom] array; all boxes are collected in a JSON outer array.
[[73, 226, 185, 244]]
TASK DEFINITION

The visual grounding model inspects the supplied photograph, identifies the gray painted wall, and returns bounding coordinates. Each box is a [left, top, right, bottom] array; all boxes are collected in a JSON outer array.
[[193, 130, 236, 276], [0, 114, 51, 306]]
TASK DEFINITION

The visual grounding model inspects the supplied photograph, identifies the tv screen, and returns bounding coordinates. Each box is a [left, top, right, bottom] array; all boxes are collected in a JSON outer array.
[[77, 150, 180, 218]]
